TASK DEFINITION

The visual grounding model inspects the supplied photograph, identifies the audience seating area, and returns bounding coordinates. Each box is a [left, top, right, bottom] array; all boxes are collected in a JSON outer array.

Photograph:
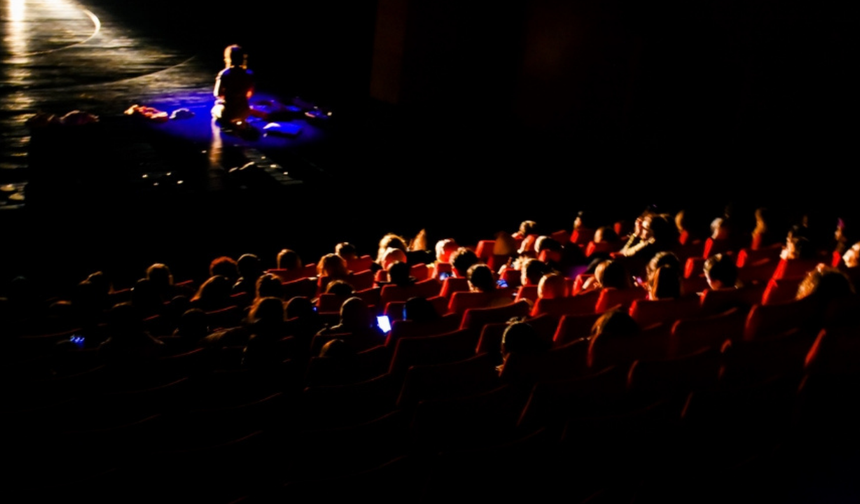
[[3, 208, 859, 503]]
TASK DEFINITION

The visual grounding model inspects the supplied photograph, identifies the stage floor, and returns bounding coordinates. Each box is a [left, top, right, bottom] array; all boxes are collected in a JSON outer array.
[[1, 0, 331, 209]]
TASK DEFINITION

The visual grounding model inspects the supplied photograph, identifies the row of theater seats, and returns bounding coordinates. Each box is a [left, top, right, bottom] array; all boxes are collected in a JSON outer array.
[[6, 225, 859, 501], [10, 315, 858, 502]]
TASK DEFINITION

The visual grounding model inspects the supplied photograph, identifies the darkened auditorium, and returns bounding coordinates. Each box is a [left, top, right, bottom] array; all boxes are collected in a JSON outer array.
[[2, 0, 858, 502]]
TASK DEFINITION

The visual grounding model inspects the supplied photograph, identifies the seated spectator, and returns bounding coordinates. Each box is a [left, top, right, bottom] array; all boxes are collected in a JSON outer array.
[[645, 251, 681, 288], [191, 275, 233, 312], [537, 273, 568, 299], [255, 274, 285, 301], [335, 242, 358, 262], [618, 213, 678, 276], [751, 207, 781, 250], [468, 264, 497, 293], [316, 297, 385, 349], [451, 248, 480, 278], [842, 241, 860, 284], [519, 258, 548, 288], [382, 262, 415, 289], [587, 309, 641, 368], [277, 249, 302, 270], [233, 253, 263, 296], [796, 266, 855, 304], [325, 280, 356, 297], [513, 220, 538, 241], [648, 265, 682, 300], [498, 320, 550, 375], [319, 338, 357, 358], [317, 253, 351, 284], [171, 308, 209, 348], [703, 254, 739, 290], [429, 238, 460, 279], [146, 263, 176, 301], [775, 231, 820, 279], [376, 233, 408, 268], [210, 256, 239, 283], [380, 247, 408, 272], [403, 296, 440, 323], [243, 297, 288, 367], [284, 296, 323, 351]]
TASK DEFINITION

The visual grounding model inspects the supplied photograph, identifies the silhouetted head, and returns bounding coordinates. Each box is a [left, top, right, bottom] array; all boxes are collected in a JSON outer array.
[[250, 297, 285, 325], [387, 261, 414, 288], [335, 242, 357, 261], [237, 254, 262, 280], [192, 275, 232, 309], [319, 338, 356, 358], [522, 259, 549, 286], [224, 44, 246, 68], [451, 248, 479, 278], [286, 296, 315, 319], [318, 254, 349, 278], [537, 273, 567, 299], [325, 280, 355, 297], [256, 274, 285, 299], [210, 256, 238, 282], [595, 260, 630, 290], [146, 263, 173, 292], [704, 253, 738, 290], [468, 264, 496, 292], [646, 251, 681, 286], [796, 266, 855, 302], [277, 249, 302, 270], [502, 321, 548, 357], [650, 265, 681, 300], [404, 296, 439, 323], [339, 297, 370, 330]]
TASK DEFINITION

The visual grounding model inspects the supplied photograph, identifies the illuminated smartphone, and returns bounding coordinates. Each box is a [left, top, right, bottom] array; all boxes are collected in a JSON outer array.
[[496, 279, 508, 288], [438, 272, 451, 280], [376, 315, 392, 334]]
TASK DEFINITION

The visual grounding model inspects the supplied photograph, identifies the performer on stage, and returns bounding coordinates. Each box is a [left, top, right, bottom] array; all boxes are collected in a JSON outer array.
[[211, 45, 254, 127]]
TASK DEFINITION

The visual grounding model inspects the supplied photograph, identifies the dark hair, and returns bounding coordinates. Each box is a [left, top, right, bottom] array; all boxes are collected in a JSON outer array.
[[523, 259, 549, 286], [451, 248, 479, 278], [256, 274, 285, 299], [286, 296, 315, 319], [325, 280, 355, 297], [467, 264, 496, 292], [210, 256, 238, 280], [703, 254, 738, 288], [237, 254, 262, 280], [502, 321, 548, 355], [320, 338, 356, 358], [404, 297, 439, 323], [336, 242, 357, 259], [597, 260, 630, 290], [146, 263, 173, 289], [277, 249, 302, 270], [646, 252, 680, 285], [651, 265, 681, 300], [797, 267, 855, 301], [387, 261, 414, 288], [590, 309, 640, 339], [250, 297, 285, 324]]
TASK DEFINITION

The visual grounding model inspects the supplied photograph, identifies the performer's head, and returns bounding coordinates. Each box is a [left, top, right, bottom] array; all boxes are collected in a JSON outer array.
[[224, 45, 246, 68]]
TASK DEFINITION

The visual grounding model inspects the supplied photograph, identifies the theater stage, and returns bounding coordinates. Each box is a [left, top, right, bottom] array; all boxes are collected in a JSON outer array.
[[1, 0, 333, 211]]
